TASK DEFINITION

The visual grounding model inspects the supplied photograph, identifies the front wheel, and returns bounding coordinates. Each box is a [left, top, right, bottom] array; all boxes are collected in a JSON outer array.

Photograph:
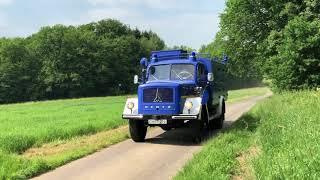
[[129, 120, 147, 142], [191, 106, 208, 143]]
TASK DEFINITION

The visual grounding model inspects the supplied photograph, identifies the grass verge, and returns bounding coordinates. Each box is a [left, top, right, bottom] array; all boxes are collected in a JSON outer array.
[[227, 87, 269, 103], [0, 87, 269, 180], [175, 91, 320, 180]]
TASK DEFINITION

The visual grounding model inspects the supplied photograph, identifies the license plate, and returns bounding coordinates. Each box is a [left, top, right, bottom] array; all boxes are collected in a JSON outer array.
[[148, 119, 167, 125]]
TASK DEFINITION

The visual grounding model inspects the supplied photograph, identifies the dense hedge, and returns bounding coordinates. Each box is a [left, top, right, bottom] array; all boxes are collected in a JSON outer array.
[[201, 0, 320, 90], [0, 19, 165, 104]]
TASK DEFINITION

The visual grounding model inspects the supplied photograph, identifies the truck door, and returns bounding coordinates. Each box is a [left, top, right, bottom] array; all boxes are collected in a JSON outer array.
[[197, 63, 207, 87], [197, 63, 214, 107], [211, 62, 221, 106], [213, 62, 225, 105]]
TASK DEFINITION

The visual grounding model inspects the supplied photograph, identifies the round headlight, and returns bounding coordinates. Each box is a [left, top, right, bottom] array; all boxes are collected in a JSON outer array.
[[185, 101, 193, 110], [127, 102, 134, 109]]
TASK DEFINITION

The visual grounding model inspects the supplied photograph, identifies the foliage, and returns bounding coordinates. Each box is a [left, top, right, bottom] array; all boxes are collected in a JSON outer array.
[[166, 45, 196, 52], [0, 38, 40, 103], [201, 0, 320, 90], [264, 16, 320, 90], [0, 19, 165, 103], [176, 91, 320, 179]]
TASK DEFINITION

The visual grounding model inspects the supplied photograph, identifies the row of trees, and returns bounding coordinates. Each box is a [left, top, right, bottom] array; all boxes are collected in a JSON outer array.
[[201, 0, 320, 90], [0, 19, 165, 103]]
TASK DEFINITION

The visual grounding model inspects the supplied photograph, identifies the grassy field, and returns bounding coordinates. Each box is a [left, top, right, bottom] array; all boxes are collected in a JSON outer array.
[[0, 96, 129, 153], [227, 87, 269, 103], [0, 96, 130, 180], [0, 87, 269, 180], [175, 91, 320, 180]]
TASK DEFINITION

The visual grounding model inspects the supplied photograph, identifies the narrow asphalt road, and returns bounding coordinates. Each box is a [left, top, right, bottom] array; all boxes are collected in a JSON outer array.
[[32, 93, 271, 180]]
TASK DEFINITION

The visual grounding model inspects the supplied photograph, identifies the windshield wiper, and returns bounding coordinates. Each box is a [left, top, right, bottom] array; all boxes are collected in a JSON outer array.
[[171, 70, 183, 80], [150, 74, 159, 81]]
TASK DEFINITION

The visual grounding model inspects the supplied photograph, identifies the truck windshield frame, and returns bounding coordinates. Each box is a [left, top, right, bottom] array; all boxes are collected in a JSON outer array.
[[148, 64, 195, 82]]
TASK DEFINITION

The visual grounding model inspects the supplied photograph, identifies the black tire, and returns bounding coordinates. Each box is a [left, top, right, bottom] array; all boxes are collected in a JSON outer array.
[[212, 101, 225, 129], [215, 112, 225, 129], [191, 106, 208, 143], [191, 120, 205, 143], [161, 126, 172, 131], [208, 118, 216, 131], [129, 119, 147, 142]]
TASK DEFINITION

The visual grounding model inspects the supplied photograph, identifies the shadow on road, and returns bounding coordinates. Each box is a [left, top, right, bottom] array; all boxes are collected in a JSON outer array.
[[145, 119, 236, 146], [144, 113, 259, 146], [145, 127, 201, 146]]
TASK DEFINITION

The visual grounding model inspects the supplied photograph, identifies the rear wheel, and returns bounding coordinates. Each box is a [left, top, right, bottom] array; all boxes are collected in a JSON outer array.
[[215, 112, 225, 129], [129, 119, 147, 142], [211, 100, 225, 129]]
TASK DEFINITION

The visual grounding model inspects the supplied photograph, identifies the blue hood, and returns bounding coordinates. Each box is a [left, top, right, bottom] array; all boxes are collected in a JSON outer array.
[[139, 81, 180, 88], [138, 81, 194, 115]]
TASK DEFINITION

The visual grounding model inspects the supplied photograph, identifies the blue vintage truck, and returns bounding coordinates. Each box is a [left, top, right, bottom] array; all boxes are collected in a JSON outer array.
[[122, 50, 228, 142]]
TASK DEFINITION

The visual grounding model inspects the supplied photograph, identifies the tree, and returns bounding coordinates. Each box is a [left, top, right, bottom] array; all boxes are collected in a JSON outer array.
[[0, 38, 40, 103], [166, 45, 195, 52], [265, 16, 320, 90], [0, 19, 166, 103], [203, 0, 320, 90]]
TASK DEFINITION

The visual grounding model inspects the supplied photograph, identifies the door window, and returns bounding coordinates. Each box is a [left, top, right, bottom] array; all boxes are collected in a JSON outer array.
[[197, 64, 207, 82]]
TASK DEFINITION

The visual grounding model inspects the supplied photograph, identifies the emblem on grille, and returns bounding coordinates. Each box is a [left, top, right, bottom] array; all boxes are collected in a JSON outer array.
[[153, 89, 163, 102]]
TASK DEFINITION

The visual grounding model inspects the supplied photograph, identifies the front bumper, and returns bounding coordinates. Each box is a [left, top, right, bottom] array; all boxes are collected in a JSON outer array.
[[122, 114, 198, 120], [122, 97, 202, 121]]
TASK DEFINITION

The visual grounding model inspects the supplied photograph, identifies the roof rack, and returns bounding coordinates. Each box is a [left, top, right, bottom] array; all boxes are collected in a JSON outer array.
[[150, 50, 228, 64]]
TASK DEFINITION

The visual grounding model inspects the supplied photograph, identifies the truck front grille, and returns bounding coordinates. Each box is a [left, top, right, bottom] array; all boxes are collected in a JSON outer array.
[[143, 88, 173, 103]]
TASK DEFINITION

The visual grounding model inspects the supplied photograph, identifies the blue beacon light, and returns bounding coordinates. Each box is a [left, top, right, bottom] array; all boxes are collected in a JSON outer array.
[[151, 54, 158, 63], [189, 52, 197, 61], [140, 58, 148, 68]]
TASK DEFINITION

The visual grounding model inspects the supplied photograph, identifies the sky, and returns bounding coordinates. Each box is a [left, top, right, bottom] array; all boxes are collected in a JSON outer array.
[[0, 0, 226, 49]]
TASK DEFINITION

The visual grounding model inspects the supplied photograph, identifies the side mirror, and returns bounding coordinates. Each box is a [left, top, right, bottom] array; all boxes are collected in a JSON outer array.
[[134, 75, 139, 84], [207, 73, 214, 82]]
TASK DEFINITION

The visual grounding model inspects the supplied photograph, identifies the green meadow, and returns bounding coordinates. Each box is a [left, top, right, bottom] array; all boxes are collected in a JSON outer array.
[[0, 96, 129, 180], [175, 91, 320, 180]]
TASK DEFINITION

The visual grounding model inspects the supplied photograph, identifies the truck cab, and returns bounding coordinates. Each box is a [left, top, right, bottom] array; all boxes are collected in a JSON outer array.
[[122, 50, 228, 142]]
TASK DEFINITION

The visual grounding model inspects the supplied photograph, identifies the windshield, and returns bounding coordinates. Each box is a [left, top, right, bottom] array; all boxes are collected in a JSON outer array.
[[148, 64, 195, 81]]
